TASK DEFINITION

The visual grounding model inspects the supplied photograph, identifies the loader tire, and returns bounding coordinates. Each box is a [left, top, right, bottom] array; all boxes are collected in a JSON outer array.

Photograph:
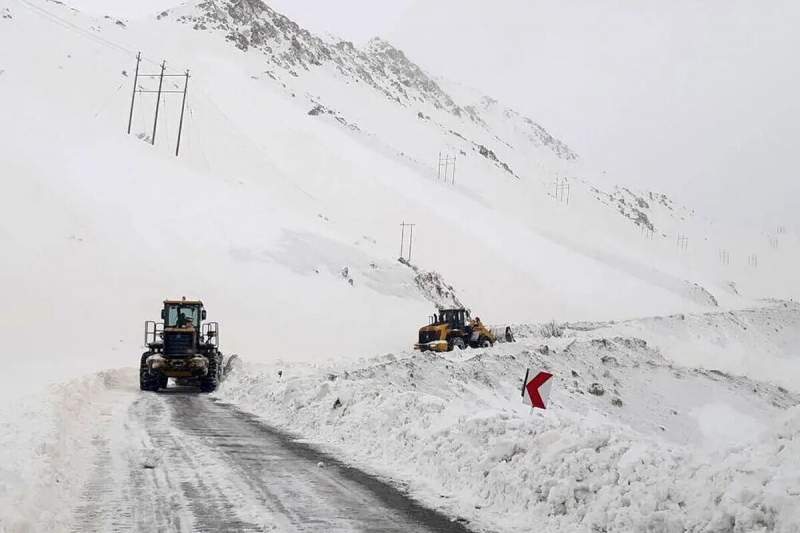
[[200, 352, 221, 393], [451, 337, 466, 351], [480, 337, 492, 348], [139, 353, 160, 392]]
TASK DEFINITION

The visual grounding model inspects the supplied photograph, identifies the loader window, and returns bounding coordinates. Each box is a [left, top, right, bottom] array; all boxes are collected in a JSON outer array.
[[439, 310, 464, 327], [165, 305, 200, 327]]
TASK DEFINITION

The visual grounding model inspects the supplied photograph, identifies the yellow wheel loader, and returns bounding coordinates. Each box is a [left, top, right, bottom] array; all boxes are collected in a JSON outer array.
[[140, 298, 223, 392], [414, 308, 497, 352]]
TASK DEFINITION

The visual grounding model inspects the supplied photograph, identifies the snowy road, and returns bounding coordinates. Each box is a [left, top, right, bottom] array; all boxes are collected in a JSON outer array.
[[71, 390, 472, 532]]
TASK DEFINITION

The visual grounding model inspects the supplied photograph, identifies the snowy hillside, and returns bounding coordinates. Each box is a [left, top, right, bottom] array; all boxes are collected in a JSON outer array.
[[2, 0, 796, 398]]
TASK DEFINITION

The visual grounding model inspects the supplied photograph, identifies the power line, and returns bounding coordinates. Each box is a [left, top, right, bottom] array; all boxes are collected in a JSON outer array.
[[191, 82, 319, 201], [185, 100, 211, 170], [13, 0, 160, 66], [92, 81, 126, 119]]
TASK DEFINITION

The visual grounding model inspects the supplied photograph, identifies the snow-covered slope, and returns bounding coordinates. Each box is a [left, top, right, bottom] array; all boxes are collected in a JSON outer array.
[[1, 0, 797, 399]]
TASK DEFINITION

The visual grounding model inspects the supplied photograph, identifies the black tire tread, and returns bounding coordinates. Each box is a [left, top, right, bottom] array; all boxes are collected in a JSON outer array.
[[139, 352, 160, 392], [199, 351, 222, 393]]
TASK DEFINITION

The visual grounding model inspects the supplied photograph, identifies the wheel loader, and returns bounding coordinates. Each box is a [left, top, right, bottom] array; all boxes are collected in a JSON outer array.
[[414, 308, 498, 352], [139, 298, 224, 392]]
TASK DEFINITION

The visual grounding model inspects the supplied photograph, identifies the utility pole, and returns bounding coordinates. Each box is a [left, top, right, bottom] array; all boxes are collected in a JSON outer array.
[[437, 152, 456, 184], [400, 222, 416, 262], [151, 60, 166, 145], [554, 178, 570, 205], [400, 221, 406, 258], [175, 69, 190, 157], [676, 234, 688, 251], [409, 224, 415, 261], [126, 57, 192, 157], [127, 52, 141, 135]]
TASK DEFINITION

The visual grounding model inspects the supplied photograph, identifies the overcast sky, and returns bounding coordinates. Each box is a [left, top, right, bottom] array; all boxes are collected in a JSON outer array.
[[268, 0, 799, 228]]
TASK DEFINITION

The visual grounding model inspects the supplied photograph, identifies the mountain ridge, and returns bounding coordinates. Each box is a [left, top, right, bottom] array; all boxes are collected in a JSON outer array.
[[175, 0, 578, 161]]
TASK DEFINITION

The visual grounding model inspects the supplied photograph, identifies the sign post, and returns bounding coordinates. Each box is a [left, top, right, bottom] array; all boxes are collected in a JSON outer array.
[[522, 369, 554, 410]]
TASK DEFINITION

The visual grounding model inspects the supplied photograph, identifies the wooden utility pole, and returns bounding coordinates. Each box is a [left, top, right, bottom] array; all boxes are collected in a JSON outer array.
[[400, 222, 416, 261], [408, 224, 415, 261], [151, 60, 166, 145], [676, 234, 688, 251], [126, 56, 192, 157], [127, 52, 141, 135], [437, 153, 456, 184], [400, 221, 406, 258], [554, 178, 570, 204], [175, 69, 190, 157]]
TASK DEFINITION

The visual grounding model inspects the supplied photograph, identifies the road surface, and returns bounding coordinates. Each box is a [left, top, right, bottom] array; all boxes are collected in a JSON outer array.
[[71, 390, 473, 532]]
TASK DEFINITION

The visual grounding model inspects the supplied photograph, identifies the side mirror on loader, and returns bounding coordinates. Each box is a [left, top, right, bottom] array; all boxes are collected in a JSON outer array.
[[161, 309, 166, 319], [202, 310, 207, 320]]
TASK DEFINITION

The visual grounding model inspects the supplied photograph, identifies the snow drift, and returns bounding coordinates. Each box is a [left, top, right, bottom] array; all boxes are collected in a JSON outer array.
[[0, 370, 137, 532]]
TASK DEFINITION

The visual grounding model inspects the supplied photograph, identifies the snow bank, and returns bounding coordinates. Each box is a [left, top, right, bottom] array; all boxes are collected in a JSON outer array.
[[216, 315, 800, 532], [517, 302, 800, 393], [0, 370, 136, 533]]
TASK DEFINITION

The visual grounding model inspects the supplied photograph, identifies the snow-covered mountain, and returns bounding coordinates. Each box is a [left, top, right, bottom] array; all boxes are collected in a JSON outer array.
[[177, 0, 577, 161], [1, 0, 797, 395]]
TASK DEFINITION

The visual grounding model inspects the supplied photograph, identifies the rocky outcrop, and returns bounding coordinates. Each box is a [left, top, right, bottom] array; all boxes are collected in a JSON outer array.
[[177, 0, 578, 161]]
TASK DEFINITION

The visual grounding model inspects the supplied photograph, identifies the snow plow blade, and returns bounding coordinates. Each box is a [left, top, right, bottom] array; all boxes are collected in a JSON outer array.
[[490, 326, 515, 343]]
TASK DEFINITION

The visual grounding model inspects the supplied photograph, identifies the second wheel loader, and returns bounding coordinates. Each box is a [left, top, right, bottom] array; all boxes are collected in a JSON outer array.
[[414, 308, 497, 352]]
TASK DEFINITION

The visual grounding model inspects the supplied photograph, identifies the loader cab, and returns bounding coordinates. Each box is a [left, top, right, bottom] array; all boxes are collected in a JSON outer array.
[[161, 300, 206, 329], [435, 308, 470, 329]]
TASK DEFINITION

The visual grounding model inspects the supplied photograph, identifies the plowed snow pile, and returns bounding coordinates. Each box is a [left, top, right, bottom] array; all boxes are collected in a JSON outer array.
[[0, 370, 137, 532], [217, 304, 800, 532]]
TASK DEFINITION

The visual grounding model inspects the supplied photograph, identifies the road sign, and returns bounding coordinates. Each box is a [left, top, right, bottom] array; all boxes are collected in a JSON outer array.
[[522, 369, 554, 409]]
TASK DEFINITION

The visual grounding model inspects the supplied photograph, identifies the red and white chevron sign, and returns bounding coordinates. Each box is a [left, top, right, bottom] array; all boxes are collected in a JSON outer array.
[[522, 369, 554, 409]]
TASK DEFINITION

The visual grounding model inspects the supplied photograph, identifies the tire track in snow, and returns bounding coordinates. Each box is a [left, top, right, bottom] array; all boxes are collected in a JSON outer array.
[[72, 390, 472, 532]]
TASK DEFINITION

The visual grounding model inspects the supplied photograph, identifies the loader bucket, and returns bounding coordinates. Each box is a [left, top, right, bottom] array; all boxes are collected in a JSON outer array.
[[490, 326, 515, 343]]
